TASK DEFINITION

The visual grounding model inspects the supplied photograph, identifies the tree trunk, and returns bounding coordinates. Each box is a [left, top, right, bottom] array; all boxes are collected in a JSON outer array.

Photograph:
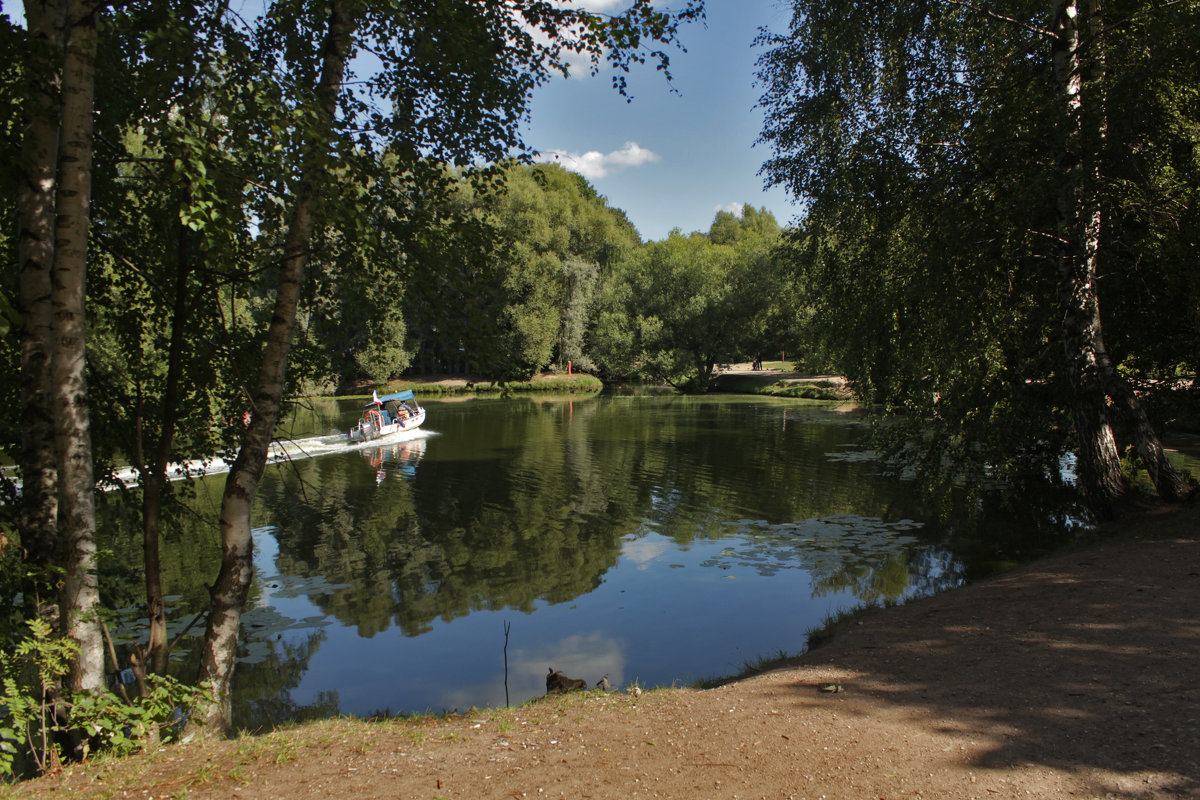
[[1107, 379, 1193, 501], [1050, 0, 1126, 518], [140, 473, 169, 675], [17, 0, 66, 628], [53, 0, 104, 694], [141, 224, 196, 677], [197, 1, 355, 733], [1050, 0, 1190, 514]]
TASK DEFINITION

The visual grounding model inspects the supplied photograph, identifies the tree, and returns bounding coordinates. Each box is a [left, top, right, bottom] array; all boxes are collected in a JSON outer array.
[[757, 0, 1197, 514], [1048, 0, 1191, 511], [87, 0, 266, 676], [592, 213, 781, 391], [397, 163, 639, 380], [590, 207, 784, 389], [301, 152, 433, 389], [14, 0, 64, 633], [194, 0, 704, 732], [14, 0, 109, 698], [8, 0, 703, 735], [482, 163, 640, 376]]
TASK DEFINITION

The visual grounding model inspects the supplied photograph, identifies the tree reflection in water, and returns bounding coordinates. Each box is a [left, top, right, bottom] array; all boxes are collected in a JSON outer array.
[[108, 395, 1109, 727]]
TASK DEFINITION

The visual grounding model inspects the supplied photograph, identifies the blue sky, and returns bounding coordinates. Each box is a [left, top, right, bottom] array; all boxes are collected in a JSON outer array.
[[526, 0, 798, 240], [2, 0, 799, 241]]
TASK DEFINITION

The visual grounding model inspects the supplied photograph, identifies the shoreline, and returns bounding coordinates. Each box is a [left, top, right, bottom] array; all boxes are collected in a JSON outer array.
[[14, 501, 1198, 799], [346, 363, 852, 401]]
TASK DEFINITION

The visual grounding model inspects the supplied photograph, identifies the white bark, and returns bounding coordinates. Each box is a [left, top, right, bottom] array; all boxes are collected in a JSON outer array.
[[18, 0, 65, 625], [1050, 0, 1190, 512], [197, 0, 355, 732], [53, 0, 104, 693], [1051, 0, 1126, 514]]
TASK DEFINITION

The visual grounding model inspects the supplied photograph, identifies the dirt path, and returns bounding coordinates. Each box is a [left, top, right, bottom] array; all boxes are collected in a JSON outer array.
[[12, 504, 1199, 800]]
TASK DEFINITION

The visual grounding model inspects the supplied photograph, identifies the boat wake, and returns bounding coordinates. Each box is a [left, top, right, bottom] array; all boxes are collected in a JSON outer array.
[[106, 428, 434, 488]]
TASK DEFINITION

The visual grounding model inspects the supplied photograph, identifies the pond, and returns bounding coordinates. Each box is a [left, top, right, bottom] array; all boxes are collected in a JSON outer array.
[[113, 393, 1193, 729]]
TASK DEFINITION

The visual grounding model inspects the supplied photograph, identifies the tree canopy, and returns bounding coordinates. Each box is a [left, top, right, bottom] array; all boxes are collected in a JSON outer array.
[[757, 0, 1199, 511], [3, 0, 712, 746]]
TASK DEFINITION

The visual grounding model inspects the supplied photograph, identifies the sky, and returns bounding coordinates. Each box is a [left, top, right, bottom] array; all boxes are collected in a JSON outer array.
[[1, 0, 800, 242], [523, 0, 799, 241]]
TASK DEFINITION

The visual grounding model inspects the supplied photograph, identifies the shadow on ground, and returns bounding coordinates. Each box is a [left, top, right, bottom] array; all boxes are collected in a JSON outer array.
[[784, 506, 1200, 797]]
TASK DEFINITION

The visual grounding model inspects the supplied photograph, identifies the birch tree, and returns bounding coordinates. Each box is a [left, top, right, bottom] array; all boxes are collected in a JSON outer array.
[[16, 0, 65, 630], [53, 0, 105, 695], [1050, 0, 1191, 512], [757, 0, 1197, 514], [15, 0, 107, 694], [195, 0, 704, 733]]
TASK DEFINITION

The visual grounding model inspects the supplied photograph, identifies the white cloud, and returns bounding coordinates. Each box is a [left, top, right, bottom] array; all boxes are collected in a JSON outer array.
[[438, 632, 627, 709], [715, 202, 745, 217], [621, 537, 669, 569], [523, 1, 632, 79], [536, 141, 661, 180], [572, 0, 629, 10]]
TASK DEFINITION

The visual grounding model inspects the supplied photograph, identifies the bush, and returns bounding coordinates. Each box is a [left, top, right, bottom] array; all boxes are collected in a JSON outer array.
[[0, 619, 209, 780]]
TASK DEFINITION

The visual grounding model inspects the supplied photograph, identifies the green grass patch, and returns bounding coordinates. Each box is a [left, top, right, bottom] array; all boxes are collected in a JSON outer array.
[[756, 383, 844, 400], [711, 375, 846, 400]]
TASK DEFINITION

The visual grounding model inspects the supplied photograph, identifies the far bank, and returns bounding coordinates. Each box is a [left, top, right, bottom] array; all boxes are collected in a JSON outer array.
[[344, 362, 852, 402]]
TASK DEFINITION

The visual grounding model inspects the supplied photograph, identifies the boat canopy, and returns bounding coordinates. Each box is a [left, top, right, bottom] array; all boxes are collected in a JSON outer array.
[[368, 389, 416, 406]]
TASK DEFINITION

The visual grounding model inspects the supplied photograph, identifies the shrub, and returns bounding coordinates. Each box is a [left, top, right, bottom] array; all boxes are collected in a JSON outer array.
[[1, 619, 209, 780]]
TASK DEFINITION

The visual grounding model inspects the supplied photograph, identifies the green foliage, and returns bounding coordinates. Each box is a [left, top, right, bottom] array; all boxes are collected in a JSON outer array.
[[0, 291, 17, 339], [0, 619, 210, 779], [756, 0, 1200, 494], [8, 0, 711, 745], [0, 620, 74, 777], [401, 163, 639, 379], [590, 208, 788, 389], [69, 674, 209, 761]]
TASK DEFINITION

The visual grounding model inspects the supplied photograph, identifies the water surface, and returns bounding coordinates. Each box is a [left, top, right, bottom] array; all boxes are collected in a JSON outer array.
[[119, 394, 1190, 728]]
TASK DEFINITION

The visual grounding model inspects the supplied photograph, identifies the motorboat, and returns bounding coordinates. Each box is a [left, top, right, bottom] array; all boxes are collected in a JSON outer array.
[[348, 389, 425, 441]]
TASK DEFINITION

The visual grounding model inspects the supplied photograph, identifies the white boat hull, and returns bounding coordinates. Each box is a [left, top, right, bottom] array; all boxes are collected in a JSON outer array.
[[349, 406, 426, 442]]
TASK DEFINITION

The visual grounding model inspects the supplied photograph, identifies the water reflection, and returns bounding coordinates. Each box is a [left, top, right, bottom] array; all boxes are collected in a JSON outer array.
[[115, 395, 1133, 727], [442, 632, 626, 711], [361, 437, 426, 485]]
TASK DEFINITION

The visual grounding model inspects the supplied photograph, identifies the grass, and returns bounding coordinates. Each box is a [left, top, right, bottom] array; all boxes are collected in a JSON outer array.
[[803, 604, 874, 651], [711, 374, 846, 400], [1, 686, 688, 798], [755, 382, 845, 400], [708, 362, 852, 401], [347, 365, 852, 401]]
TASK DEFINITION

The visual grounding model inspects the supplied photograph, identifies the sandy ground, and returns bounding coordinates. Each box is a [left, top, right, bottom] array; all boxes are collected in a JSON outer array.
[[11, 502, 1199, 800]]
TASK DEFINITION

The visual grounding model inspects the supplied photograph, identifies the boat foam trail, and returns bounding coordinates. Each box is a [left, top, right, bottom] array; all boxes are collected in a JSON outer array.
[[102, 429, 434, 489]]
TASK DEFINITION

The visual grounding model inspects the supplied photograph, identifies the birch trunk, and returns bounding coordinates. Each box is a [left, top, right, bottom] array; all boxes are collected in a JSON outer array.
[[197, 2, 355, 732], [1051, 0, 1126, 517], [1051, 0, 1191, 513], [53, 0, 104, 693], [1108, 380, 1192, 500], [17, 0, 65, 627]]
